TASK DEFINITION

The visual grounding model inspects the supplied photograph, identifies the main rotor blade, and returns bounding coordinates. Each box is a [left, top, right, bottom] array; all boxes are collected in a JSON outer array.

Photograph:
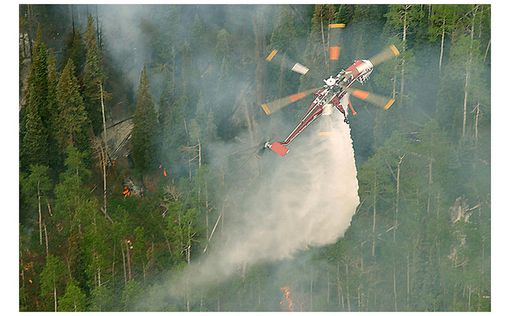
[[368, 44, 400, 66], [328, 23, 345, 61], [348, 88, 395, 110], [265, 49, 309, 75], [260, 88, 319, 115]]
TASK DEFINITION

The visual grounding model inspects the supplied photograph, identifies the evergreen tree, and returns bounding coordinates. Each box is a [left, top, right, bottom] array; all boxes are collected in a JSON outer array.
[[21, 27, 49, 170], [21, 102, 48, 169], [55, 59, 90, 152], [27, 27, 49, 121], [82, 15, 106, 135], [62, 27, 86, 76], [131, 66, 159, 171], [46, 49, 61, 169], [159, 78, 187, 175], [58, 280, 87, 311]]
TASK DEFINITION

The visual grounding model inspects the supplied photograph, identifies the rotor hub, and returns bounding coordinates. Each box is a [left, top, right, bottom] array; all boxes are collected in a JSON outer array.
[[325, 76, 336, 86]]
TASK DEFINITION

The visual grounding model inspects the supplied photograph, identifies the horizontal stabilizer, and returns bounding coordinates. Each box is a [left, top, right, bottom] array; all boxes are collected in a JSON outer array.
[[269, 142, 289, 157]]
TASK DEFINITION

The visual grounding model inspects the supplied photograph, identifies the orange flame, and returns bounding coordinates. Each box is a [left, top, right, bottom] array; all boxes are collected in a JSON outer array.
[[280, 286, 294, 312], [122, 186, 131, 197]]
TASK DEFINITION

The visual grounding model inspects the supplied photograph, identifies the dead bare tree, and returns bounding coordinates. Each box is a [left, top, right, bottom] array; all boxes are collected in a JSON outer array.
[[100, 83, 108, 215]]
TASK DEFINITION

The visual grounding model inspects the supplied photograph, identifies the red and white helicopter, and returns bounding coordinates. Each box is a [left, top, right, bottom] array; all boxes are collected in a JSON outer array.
[[260, 23, 400, 157]]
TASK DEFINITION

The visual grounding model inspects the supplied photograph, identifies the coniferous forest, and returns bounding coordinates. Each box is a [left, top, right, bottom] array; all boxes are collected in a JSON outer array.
[[19, 4, 490, 312]]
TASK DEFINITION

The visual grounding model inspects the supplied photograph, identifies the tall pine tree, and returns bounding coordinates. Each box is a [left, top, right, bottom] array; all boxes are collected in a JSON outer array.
[[131, 66, 159, 171], [62, 25, 86, 77], [27, 27, 49, 121], [21, 27, 49, 169], [55, 59, 90, 152], [46, 49, 61, 169], [21, 100, 49, 169], [82, 15, 106, 135]]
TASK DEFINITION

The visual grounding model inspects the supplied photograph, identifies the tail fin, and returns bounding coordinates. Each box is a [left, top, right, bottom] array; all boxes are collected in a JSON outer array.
[[268, 142, 289, 157]]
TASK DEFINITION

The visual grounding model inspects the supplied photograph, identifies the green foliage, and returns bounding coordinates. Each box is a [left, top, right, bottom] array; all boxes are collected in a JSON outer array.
[[385, 5, 425, 44], [20, 164, 52, 224], [427, 5, 460, 42], [53, 145, 94, 238], [39, 255, 66, 311], [82, 15, 106, 135], [62, 27, 86, 76], [121, 280, 142, 311], [55, 59, 90, 152], [89, 285, 113, 311], [46, 49, 61, 169], [27, 27, 49, 120], [159, 82, 186, 169], [438, 26, 488, 141], [21, 27, 50, 170], [58, 280, 87, 311], [131, 66, 159, 171], [21, 100, 48, 168], [164, 198, 199, 264]]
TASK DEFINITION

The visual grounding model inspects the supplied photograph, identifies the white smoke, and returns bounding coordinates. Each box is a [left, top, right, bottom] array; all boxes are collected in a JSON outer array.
[[137, 109, 359, 308], [222, 113, 359, 264]]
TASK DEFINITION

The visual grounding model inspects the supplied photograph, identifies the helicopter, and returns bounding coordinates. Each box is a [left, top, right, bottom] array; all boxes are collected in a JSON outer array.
[[260, 23, 400, 157]]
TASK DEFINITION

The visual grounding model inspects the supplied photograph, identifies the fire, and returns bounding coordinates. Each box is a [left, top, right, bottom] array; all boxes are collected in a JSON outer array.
[[280, 286, 294, 312], [122, 185, 131, 197]]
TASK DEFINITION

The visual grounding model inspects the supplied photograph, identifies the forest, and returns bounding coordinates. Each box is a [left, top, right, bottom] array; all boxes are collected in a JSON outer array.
[[19, 4, 490, 312]]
